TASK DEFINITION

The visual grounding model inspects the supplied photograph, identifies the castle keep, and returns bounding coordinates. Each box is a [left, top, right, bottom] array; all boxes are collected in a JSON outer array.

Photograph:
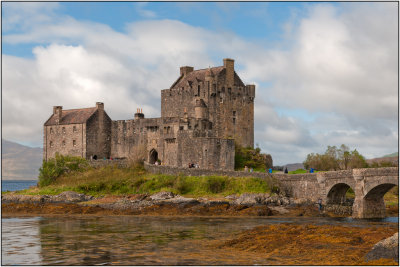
[[43, 59, 255, 170]]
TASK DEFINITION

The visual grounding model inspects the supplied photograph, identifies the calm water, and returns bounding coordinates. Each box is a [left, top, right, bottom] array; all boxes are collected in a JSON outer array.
[[2, 216, 398, 265], [2, 180, 37, 192]]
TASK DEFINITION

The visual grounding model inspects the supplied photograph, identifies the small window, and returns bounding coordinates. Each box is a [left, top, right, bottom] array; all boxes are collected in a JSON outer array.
[[73, 126, 77, 132], [62, 140, 66, 146], [50, 128, 54, 134], [233, 111, 236, 117], [197, 85, 200, 96], [50, 141, 53, 148], [62, 127, 66, 134], [233, 118, 236, 125], [73, 140, 76, 147], [179, 126, 184, 131]]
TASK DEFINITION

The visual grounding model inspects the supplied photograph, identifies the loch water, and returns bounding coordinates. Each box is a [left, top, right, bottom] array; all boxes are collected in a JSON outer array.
[[2, 215, 398, 265], [2, 180, 37, 192]]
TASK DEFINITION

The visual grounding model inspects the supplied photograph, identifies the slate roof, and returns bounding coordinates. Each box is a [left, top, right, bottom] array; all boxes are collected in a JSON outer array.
[[44, 107, 97, 126], [170, 66, 245, 89]]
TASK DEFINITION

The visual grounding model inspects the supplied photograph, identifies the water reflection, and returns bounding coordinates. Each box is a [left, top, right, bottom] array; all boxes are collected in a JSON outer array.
[[2, 217, 43, 265], [2, 216, 399, 265]]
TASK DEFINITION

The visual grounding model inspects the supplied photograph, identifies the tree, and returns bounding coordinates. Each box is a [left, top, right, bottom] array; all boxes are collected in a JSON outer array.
[[303, 144, 367, 171]]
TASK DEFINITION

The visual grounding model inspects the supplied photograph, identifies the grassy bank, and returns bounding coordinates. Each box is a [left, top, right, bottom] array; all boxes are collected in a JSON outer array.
[[17, 165, 277, 198]]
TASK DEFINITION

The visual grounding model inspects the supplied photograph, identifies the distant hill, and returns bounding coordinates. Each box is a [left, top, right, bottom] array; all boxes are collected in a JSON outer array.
[[283, 163, 304, 172], [2, 139, 42, 180], [383, 152, 398, 158], [366, 156, 398, 167]]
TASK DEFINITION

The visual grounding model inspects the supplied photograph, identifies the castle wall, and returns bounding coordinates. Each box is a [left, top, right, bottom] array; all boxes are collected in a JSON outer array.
[[86, 110, 112, 159], [43, 123, 86, 160], [161, 70, 254, 148]]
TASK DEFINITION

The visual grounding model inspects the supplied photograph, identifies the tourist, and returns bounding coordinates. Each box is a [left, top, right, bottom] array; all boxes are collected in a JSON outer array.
[[188, 163, 192, 168], [268, 168, 272, 174], [318, 198, 323, 212], [250, 167, 253, 173], [155, 161, 159, 165], [244, 166, 248, 172], [284, 167, 288, 174]]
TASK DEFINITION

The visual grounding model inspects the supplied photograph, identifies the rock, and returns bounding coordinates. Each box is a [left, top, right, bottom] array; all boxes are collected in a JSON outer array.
[[1, 194, 50, 203], [365, 232, 399, 262], [234, 193, 270, 205], [164, 196, 198, 204], [269, 206, 290, 214], [53, 191, 93, 202], [225, 194, 238, 200], [149, 191, 175, 201]]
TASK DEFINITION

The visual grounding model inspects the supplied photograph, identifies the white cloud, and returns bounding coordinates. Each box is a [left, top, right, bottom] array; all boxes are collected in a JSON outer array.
[[2, 2, 398, 165]]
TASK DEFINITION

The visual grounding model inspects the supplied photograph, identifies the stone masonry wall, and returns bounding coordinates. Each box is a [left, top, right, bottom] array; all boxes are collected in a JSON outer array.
[[44, 123, 86, 161]]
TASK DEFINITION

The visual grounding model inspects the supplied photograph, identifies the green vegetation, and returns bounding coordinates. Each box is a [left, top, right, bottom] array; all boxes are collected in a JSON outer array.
[[38, 153, 89, 187], [288, 169, 308, 174], [303, 144, 368, 171], [235, 142, 272, 171], [22, 161, 279, 197]]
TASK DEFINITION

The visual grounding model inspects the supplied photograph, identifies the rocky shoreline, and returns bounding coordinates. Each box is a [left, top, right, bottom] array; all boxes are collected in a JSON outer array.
[[2, 191, 324, 217], [2, 191, 398, 264]]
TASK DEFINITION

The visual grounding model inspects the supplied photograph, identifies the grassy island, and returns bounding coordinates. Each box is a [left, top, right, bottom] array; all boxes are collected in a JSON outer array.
[[15, 154, 278, 198]]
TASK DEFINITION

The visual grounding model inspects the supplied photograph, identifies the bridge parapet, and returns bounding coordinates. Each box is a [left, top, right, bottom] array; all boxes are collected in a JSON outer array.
[[353, 167, 398, 178]]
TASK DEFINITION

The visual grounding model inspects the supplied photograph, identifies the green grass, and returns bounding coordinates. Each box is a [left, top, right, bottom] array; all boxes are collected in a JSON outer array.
[[288, 169, 308, 174], [18, 165, 277, 198]]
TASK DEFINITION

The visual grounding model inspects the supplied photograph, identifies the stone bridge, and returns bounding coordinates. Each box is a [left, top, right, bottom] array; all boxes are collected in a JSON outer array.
[[143, 163, 398, 218], [276, 167, 398, 218]]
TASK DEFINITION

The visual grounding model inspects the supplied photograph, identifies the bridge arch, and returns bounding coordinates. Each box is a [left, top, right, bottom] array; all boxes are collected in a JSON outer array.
[[326, 183, 355, 205], [352, 172, 398, 218]]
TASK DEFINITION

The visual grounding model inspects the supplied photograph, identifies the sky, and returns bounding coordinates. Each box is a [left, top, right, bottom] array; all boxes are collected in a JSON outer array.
[[2, 2, 398, 165]]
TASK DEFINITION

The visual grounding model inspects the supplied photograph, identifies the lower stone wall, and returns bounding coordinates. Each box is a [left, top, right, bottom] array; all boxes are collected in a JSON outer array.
[[89, 159, 129, 168], [144, 162, 269, 178]]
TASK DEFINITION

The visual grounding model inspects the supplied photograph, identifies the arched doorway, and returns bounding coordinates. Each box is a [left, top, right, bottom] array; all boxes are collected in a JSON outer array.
[[149, 149, 158, 164]]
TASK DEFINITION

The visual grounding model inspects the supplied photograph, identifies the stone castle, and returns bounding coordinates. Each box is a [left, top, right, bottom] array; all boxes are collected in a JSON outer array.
[[43, 58, 255, 170]]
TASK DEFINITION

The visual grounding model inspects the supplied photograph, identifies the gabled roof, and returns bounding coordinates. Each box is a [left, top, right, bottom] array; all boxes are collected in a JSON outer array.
[[44, 107, 97, 126], [170, 66, 245, 89]]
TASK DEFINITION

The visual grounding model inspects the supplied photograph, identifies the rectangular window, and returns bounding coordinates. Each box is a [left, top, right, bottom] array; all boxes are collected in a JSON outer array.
[[62, 140, 66, 146], [50, 128, 54, 134], [50, 141, 53, 147], [73, 140, 76, 146], [233, 118, 236, 124], [62, 127, 66, 134], [73, 126, 77, 132], [233, 111, 236, 116]]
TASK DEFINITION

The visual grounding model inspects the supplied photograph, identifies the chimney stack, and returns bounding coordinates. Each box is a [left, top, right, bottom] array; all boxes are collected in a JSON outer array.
[[180, 66, 194, 76], [53, 106, 62, 124], [96, 102, 104, 110], [223, 58, 234, 87]]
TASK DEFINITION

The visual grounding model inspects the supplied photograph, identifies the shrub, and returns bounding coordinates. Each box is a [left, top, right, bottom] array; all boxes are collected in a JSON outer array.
[[206, 176, 227, 194], [38, 153, 88, 187]]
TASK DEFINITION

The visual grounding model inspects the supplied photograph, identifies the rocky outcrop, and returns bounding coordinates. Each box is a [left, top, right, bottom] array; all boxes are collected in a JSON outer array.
[[2, 191, 93, 204], [231, 193, 291, 206], [365, 232, 399, 262]]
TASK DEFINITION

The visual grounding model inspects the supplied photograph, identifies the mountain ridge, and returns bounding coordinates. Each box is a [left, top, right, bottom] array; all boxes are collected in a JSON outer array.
[[2, 139, 42, 180]]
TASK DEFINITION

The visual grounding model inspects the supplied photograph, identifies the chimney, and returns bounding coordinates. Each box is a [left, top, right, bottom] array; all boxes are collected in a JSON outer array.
[[223, 58, 234, 87], [53, 106, 62, 124], [134, 108, 145, 119], [180, 66, 194, 76], [96, 102, 104, 110]]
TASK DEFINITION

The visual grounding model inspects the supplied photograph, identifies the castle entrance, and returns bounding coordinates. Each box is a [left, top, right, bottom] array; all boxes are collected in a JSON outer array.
[[149, 149, 158, 164]]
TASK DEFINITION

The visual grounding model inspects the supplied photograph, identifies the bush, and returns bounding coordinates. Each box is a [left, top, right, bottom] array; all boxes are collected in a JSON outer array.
[[235, 142, 271, 170], [206, 176, 227, 194], [39, 153, 89, 187]]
